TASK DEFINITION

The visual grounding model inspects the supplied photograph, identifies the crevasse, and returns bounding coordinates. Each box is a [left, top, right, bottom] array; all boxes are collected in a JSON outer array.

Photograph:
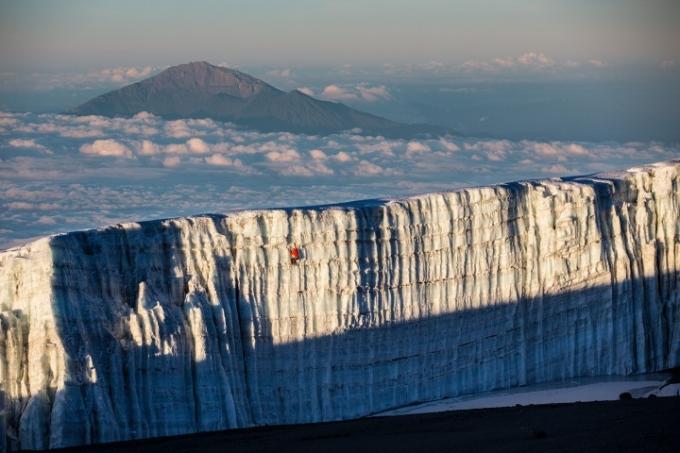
[[1, 161, 679, 449]]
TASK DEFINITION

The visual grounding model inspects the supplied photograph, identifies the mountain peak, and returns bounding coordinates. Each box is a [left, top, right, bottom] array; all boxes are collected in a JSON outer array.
[[150, 61, 275, 98], [185, 60, 214, 68], [167, 61, 229, 75], [71, 61, 446, 137]]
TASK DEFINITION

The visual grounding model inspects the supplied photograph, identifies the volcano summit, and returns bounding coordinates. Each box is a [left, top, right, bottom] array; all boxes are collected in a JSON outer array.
[[71, 62, 444, 137]]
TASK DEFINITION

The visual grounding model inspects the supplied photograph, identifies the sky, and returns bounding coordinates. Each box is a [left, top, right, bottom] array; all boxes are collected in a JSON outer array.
[[1, 0, 679, 70], [1, 0, 679, 141], [0, 1, 679, 248]]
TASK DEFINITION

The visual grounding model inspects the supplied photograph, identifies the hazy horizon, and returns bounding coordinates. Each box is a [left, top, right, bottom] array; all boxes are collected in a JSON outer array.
[[2, 1, 679, 141], [2, 0, 679, 69]]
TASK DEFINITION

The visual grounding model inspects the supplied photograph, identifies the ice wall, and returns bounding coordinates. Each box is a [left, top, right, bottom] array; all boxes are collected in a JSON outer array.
[[1, 161, 679, 449]]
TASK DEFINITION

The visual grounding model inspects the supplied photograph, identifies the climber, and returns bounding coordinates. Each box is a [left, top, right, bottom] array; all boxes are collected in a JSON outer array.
[[289, 244, 301, 265]]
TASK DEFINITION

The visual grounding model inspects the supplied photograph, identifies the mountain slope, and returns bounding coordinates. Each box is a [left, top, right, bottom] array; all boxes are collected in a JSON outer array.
[[71, 62, 444, 137], [2, 161, 679, 449]]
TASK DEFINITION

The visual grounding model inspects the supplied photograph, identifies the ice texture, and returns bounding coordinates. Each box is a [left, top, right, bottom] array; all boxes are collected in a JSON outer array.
[[1, 161, 679, 449]]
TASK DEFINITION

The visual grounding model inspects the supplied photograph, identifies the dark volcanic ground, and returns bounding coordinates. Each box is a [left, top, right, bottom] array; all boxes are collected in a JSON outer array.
[[39, 397, 680, 453]]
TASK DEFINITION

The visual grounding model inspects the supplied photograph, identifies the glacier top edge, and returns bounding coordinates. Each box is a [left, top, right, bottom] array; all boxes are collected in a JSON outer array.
[[2, 158, 678, 254]]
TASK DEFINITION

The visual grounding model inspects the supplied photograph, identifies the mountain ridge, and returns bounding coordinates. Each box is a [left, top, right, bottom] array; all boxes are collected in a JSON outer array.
[[71, 61, 446, 137]]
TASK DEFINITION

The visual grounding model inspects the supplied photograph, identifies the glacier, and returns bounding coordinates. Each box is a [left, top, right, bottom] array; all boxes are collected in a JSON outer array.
[[1, 161, 679, 450]]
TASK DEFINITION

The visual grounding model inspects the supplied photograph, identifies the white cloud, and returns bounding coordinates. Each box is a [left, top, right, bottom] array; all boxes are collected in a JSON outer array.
[[296, 87, 315, 96], [132, 111, 157, 122], [6, 201, 33, 210], [8, 138, 52, 154], [321, 84, 358, 102], [460, 52, 607, 74], [354, 160, 384, 176], [563, 143, 590, 156], [2, 111, 679, 249], [531, 143, 561, 157], [461, 60, 492, 71], [0, 117, 18, 128], [492, 57, 516, 68], [320, 84, 391, 103], [588, 59, 607, 68], [308, 161, 334, 175], [10, 66, 159, 90], [278, 165, 314, 177], [524, 141, 592, 158], [516, 52, 554, 68], [332, 151, 356, 162], [165, 120, 193, 138], [266, 148, 301, 162], [356, 84, 391, 102], [187, 137, 210, 154], [162, 143, 189, 154], [80, 139, 133, 158], [204, 154, 254, 173], [464, 140, 512, 153], [138, 140, 160, 156], [542, 164, 570, 174], [205, 154, 235, 166], [439, 138, 460, 153], [406, 141, 431, 157], [36, 215, 57, 225], [100, 66, 155, 83], [59, 128, 105, 139], [356, 141, 397, 156], [309, 149, 327, 160], [162, 156, 181, 168]]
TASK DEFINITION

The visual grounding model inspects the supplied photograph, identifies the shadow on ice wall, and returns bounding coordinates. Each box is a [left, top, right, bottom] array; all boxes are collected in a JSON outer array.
[[2, 169, 679, 450], [4, 271, 678, 450]]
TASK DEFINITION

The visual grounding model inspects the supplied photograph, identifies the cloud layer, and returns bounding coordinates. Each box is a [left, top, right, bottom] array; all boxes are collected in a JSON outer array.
[[318, 84, 392, 102], [1, 111, 677, 249], [378, 52, 610, 79], [1, 66, 160, 91]]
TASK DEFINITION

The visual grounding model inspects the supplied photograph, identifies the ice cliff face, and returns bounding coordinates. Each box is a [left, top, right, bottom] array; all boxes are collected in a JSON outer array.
[[1, 161, 679, 449]]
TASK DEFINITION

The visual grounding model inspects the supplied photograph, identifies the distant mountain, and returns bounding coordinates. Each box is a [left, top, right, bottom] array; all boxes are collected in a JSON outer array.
[[71, 62, 446, 137]]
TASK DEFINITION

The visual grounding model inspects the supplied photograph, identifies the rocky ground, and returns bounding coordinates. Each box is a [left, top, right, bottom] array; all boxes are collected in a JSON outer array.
[[42, 396, 680, 453]]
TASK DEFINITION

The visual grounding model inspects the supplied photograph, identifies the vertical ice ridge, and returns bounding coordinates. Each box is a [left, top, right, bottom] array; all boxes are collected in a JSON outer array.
[[1, 162, 679, 449], [0, 238, 61, 450]]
